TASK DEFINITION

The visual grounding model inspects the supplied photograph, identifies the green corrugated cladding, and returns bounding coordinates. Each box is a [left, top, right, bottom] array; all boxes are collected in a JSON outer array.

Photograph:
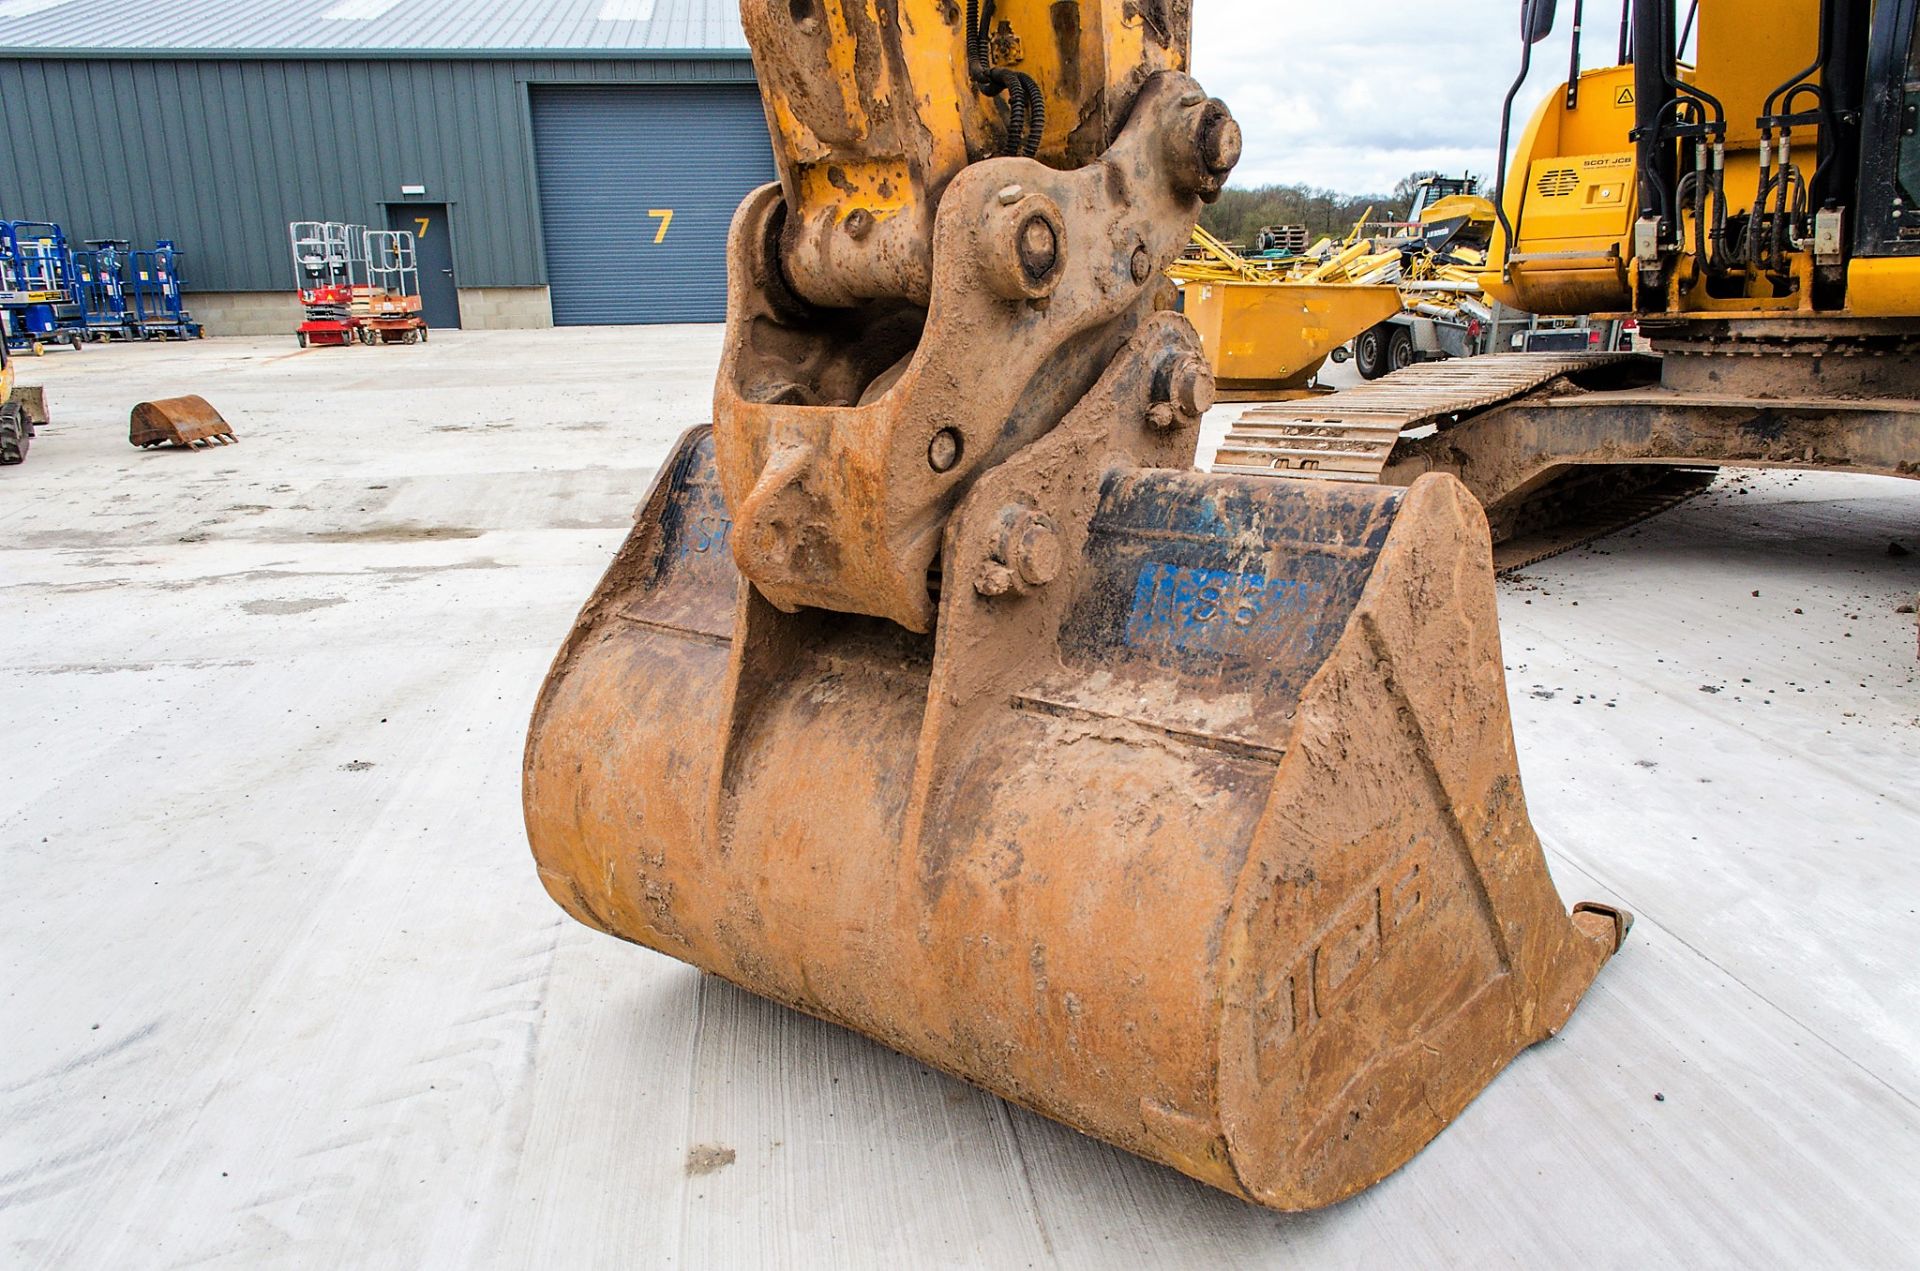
[[0, 56, 757, 292]]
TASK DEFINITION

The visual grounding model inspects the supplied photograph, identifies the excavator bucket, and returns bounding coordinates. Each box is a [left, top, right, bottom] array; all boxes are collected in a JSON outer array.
[[13, 385, 48, 431], [129, 395, 235, 449], [524, 323, 1630, 1210]]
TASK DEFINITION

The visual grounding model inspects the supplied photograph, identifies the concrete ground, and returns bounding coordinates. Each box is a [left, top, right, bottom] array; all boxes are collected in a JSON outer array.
[[3, 327, 1916, 1268]]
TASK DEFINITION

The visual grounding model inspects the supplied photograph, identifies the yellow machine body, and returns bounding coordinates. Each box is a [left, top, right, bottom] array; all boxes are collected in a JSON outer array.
[[1486, 0, 1920, 321], [1849, 256, 1920, 316]]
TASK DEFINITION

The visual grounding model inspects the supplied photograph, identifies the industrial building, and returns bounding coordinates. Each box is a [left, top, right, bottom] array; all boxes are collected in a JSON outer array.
[[0, 0, 775, 333]]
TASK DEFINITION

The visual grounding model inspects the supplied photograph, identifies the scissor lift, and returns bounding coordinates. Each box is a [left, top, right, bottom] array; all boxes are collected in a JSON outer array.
[[0, 221, 86, 353], [124, 240, 202, 340], [289, 221, 363, 348], [356, 230, 429, 345], [71, 240, 130, 340]]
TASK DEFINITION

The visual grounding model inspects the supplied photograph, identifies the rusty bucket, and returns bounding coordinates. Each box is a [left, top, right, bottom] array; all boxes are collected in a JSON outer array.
[[525, 353, 1628, 1208], [13, 384, 48, 430], [130, 395, 235, 449]]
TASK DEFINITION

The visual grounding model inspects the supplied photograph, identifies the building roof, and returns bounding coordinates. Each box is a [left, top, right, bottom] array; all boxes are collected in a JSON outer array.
[[0, 0, 750, 58]]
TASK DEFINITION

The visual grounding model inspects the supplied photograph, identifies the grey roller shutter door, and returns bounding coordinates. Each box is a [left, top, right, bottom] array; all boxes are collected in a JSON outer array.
[[531, 84, 775, 325]]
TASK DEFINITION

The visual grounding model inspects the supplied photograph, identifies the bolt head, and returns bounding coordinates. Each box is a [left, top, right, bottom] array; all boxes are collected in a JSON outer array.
[[1017, 215, 1058, 279], [928, 427, 962, 473], [1202, 114, 1243, 174], [983, 192, 1065, 300], [1130, 245, 1152, 284], [1013, 515, 1062, 586], [1170, 354, 1216, 418], [843, 208, 874, 240], [974, 560, 1015, 596]]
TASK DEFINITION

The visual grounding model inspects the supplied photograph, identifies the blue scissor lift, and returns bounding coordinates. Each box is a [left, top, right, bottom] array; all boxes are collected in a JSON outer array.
[[71, 240, 131, 339], [125, 240, 202, 340], [0, 221, 87, 352]]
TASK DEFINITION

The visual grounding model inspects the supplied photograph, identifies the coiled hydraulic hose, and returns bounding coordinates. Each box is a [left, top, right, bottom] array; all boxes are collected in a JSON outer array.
[[965, 0, 1045, 157]]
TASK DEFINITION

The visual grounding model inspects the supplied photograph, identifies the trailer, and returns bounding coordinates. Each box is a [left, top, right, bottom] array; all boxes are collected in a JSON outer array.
[[1338, 301, 1627, 378]]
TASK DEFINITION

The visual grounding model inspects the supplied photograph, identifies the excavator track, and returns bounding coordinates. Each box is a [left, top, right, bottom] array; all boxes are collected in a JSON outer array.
[[1212, 352, 1631, 483], [1209, 352, 1711, 571], [1488, 465, 1719, 573]]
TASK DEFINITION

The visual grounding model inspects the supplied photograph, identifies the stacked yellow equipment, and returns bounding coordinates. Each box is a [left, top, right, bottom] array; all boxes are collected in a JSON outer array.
[[1171, 180, 1507, 392]]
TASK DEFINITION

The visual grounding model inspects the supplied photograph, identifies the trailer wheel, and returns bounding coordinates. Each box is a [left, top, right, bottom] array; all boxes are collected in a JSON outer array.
[[1386, 326, 1415, 375], [1354, 323, 1390, 380]]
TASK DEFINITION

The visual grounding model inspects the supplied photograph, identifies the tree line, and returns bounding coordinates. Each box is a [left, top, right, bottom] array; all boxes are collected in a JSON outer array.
[[1198, 171, 1474, 246]]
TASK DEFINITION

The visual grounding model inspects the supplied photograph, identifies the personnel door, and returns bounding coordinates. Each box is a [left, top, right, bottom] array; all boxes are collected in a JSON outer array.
[[388, 203, 461, 328]]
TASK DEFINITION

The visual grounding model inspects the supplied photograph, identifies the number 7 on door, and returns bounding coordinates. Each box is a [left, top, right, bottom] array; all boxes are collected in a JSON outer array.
[[647, 210, 673, 244]]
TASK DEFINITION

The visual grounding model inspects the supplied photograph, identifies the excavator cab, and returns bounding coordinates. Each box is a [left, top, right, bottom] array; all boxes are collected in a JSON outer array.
[[524, 0, 1630, 1209]]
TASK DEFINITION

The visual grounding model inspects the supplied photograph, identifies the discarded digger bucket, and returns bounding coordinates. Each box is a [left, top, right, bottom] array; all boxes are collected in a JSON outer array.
[[524, 323, 1630, 1210], [129, 395, 235, 449], [13, 385, 48, 430]]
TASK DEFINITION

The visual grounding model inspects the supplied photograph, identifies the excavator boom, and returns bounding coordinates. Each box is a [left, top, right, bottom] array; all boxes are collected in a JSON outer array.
[[524, 0, 1628, 1209]]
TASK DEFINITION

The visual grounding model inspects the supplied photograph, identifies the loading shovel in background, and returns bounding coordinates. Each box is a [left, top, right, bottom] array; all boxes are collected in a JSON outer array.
[[130, 395, 236, 450]]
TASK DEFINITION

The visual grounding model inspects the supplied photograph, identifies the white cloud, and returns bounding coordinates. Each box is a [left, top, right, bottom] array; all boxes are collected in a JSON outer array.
[[1192, 0, 1631, 192]]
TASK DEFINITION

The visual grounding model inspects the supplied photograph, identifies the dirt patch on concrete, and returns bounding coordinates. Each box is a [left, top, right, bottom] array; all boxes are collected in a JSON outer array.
[[684, 1144, 736, 1176], [308, 525, 485, 543], [242, 596, 346, 615]]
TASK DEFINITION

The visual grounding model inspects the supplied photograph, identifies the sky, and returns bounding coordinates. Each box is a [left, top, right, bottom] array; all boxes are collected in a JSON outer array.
[[1190, 0, 1642, 194]]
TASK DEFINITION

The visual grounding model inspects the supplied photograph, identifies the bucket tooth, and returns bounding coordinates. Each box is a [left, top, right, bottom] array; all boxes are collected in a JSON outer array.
[[129, 395, 235, 450]]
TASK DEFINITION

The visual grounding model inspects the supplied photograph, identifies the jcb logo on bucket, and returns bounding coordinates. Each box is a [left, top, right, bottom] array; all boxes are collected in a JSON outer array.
[[1256, 840, 1433, 1069]]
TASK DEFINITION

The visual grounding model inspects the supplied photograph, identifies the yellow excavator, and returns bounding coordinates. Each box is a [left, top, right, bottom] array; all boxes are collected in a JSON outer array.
[[524, 0, 1632, 1209], [0, 332, 49, 465], [1220, 0, 1918, 559]]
